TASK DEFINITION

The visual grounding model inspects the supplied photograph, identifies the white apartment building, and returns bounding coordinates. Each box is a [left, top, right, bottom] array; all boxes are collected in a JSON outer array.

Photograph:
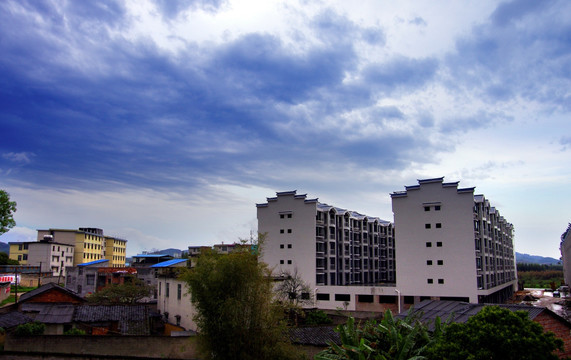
[[392, 177, 516, 304], [257, 179, 517, 310], [257, 191, 399, 312], [560, 224, 571, 286]]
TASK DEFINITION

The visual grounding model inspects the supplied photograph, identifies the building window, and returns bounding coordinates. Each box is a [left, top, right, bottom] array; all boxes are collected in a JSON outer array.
[[287, 214, 292, 218], [438, 279, 444, 284], [436, 242, 442, 247], [166, 283, 170, 298], [404, 296, 415, 304], [280, 229, 284, 234], [424, 206, 430, 211], [17, 255, 21, 261], [280, 260, 284, 264], [86, 275, 95, 285], [379, 295, 396, 303], [427, 279, 433, 284], [18, 244, 22, 251], [301, 292, 310, 300], [426, 242, 432, 247], [287, 260, 292, 264], [287, 244, 292, 249], [177, 284, 182, 300], [159, 282, 161, 296], [280, 244, 284, 249], [435, 205, 441, 211], [425, 224, 431, 229], [316, 293, 330, 301], [280, 214, 285, 219], [427, 260, 433, 265], [175, 315, 181, 326], [335, 294, 351, 302], [436, 223, 442, 228], [22, 254, 28, 260], [358, 295, 374, 303], [287, 229, 292, 234], [437, 260, 444, 265]]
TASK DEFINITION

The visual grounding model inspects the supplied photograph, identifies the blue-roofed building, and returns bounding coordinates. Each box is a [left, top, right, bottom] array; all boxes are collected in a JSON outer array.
[[153, 258, 195, 334], [77, 259, 109, 267], [131, 254, 174, 267]]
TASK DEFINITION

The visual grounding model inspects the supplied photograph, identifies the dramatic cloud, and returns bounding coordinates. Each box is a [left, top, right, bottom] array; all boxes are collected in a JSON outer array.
[[0, 0, 569, 258]]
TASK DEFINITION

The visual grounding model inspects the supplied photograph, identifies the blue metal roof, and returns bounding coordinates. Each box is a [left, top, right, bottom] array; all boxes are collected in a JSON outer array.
[[150, 259, 188, 268], [77, 259, 109, 267]]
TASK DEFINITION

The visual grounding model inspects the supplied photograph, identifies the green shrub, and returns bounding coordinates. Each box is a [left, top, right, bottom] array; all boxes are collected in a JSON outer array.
[[13, 322, 45, 336], [305, 310, 332, 325], [64, 328, 86, 335]]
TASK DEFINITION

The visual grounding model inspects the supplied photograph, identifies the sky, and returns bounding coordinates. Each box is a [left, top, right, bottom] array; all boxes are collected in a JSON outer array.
[[0, 0, 569, 258]]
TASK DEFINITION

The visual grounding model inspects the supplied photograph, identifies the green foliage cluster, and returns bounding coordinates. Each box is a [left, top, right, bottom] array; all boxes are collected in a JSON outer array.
[[426, 306, 563, 360], [517, 270, 564, 289], [317, 306, 564, 360], [182, 239, 303, 360], [13, 322, 45, 336], [64, 327, 86, 335], [0, 252, 18, 265], [316, 310, 435, 360], [86, 277, 153, 304], [517, 263, 562, 272], [0, 190, 17, 235], [305, 310, 332, 325]]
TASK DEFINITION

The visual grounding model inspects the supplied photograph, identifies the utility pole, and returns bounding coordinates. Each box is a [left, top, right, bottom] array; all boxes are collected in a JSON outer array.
[[14, 266, 18, 304], [38, 262, 42, 287]]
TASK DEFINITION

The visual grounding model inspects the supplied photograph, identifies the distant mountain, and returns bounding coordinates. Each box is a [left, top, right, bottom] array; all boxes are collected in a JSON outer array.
[[516, 252, 560, 265], [154, 248, 183, 258]]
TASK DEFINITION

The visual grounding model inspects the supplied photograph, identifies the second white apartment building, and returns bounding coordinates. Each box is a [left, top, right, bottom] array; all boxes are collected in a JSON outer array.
[[257, 178, 517, 311]]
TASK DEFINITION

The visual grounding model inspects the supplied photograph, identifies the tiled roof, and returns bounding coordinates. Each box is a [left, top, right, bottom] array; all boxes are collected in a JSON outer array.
[[74, 305, 150, 335], [26, 304, 75, 324], [0, 311, 33, 329], [289, 326, 340, 346], [397, 300, 548, 330], [18, 282, 84, 303]]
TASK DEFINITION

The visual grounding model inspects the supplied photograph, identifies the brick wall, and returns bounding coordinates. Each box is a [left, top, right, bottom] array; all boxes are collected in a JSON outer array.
[[534, 312, 571, 358]]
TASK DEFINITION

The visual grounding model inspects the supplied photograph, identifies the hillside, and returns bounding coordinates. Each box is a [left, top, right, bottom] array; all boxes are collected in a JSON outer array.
[[516, 252, 559, 265]]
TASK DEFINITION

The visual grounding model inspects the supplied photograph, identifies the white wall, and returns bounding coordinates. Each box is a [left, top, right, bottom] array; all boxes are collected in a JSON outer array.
[[157, 277, 197, 331]]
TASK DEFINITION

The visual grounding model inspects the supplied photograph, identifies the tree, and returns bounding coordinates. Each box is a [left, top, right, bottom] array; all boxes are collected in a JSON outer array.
[[13, 322, 45, 336], [425, 306, 564, 360], [274, 268, 313, 325], [0, 252, 19, 265], [0, 190, 17, 235], [86, 277, 154, 304], [181, 236, 302, 360]]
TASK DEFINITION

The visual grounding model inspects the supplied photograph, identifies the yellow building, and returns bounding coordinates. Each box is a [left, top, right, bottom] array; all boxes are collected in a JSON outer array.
[[8, 242, 31, 264], [105, 236, 127, 267], [36, 228, 127, 267]]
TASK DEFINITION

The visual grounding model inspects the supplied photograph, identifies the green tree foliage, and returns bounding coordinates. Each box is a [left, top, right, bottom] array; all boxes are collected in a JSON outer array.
[[425, 306, 564, 360], [181, 239, 302, 360], [64, 327, 86, 335], [0, 251, 19, 265], [86, 277, 153, 304], [316, 309, 436, 360], [13, 322, 45, 336], [0, 190, 17, 235], [305, 310, 332, 325]]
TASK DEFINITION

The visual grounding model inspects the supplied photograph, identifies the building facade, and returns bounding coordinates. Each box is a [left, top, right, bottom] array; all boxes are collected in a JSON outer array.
[[9, 238, 74, 276], [391, 177, 517, 303], [153, 259, 197, 332], [36, 228, 127, 266], [560, 223, 571, 286], [257, 179, 517, 310], [257, 191, 398, 311]]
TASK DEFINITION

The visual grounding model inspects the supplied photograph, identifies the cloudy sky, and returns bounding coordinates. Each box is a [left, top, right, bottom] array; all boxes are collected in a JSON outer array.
[[0, 0, 569, 258]]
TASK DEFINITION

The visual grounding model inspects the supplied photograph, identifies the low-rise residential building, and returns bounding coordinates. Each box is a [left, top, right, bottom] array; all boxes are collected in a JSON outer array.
[[9, 237, 74, 276], [153, 259, 196, 332]]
